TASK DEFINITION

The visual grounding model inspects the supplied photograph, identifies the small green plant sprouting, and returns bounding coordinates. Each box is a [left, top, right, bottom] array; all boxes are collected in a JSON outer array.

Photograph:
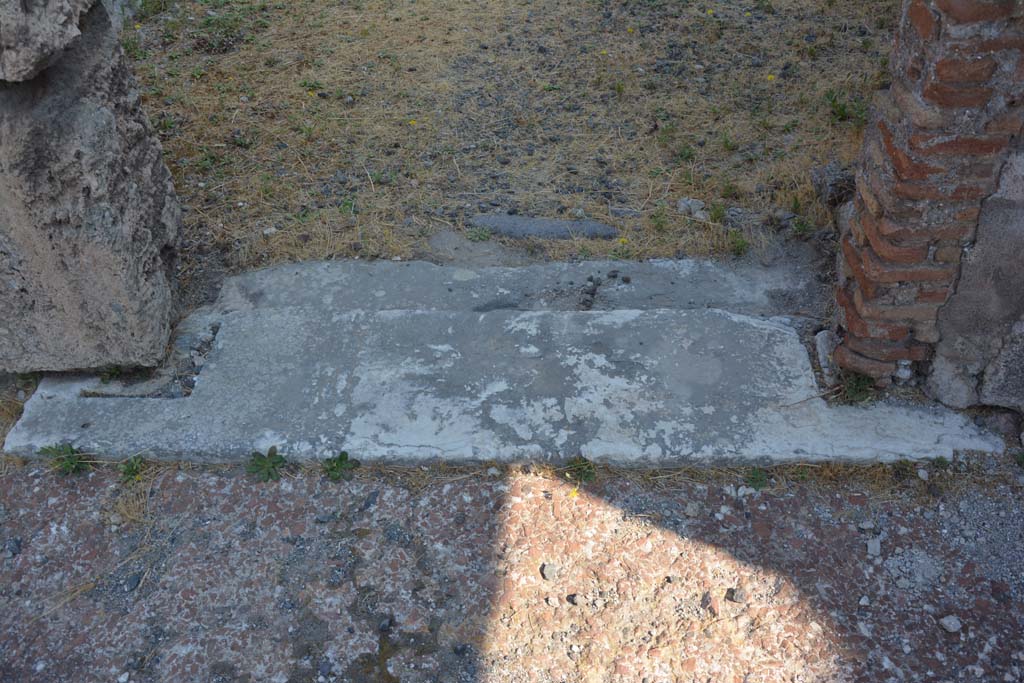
[[746, 467, 769, 491], [337, 196, 356, 215], [137, 0, 172, 20], [791, 465, 811, 481], [674, 144, 696, 164], [323, 451, 361, 482], [933, 455, 950, 471], [839, 371, 875, 403], [466, 226, 492, 242], [649, 206, 669, 232], [708, 202, 727, 224], [42, 443, 90, 476], [1013, 450, 1024, 469], [727, 229, 750, 256], [565, 456, 597, 484], [230, 130, 256, 149], [119, 455, 146, 483], [247, 446, 286, 482], [721, 181, 740, 200], [122, 35, 147, 60], [155, 115, 178, 134], [890, 459, 915, 481], [792, 217, 813, 238], [299, 78, 325, 91], [825, 89, 867, 126], [720, 133, 739, 152], [100, 366, 124, 384]]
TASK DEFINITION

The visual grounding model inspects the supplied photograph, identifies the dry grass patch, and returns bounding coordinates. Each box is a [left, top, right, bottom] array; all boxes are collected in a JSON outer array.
[[126, 0, 896, 277]]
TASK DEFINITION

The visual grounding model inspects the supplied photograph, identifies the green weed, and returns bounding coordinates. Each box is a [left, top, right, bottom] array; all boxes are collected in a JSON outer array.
[[247, 446, 286, 482], [137, 0, 173, 20], [42, 444, 90, 476], [323, 451, 361, 482], [674, 145, 696, 164], [825, 89, 867, 126], [122, 35, 147, 60], [649, 206, 669, 232], [839, 372, 875, 403], [745, 467, 768, 490], [727, 229, 750, 256], [565, 456, 597, 484], [708, 202, 727, 224], [119, 455, 146, 483]]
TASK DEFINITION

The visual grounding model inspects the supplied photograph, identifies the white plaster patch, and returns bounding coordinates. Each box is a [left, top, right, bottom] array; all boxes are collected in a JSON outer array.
[[504, 312, 544, 337]]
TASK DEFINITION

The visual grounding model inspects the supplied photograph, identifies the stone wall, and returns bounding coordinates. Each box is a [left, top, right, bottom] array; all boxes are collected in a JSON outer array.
[[834, 0, 1023, 409], [0, 1, 181, 372]]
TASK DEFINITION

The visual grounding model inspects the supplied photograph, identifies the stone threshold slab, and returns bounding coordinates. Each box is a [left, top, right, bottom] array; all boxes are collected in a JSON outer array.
[[4, 308, 1000, 464], [211, 258, 818, 317]]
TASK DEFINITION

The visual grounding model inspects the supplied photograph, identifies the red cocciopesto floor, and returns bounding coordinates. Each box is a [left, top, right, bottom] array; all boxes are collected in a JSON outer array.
[[1, 457, 1022, 682]]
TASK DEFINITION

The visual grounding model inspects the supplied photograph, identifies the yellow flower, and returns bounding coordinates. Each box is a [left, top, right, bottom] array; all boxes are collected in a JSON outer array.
[[618, 237, 628, 245], [744, 11, 752, 16], [767, 74, 776, 81], [568, 486, 580, 499], [134, 22, 142, 29], [600, 49, 608, 56], [706, 8, 714, 15], [627, 27, 634, 33], [408, 119, 417, 126], [306, 90, 316, 97]]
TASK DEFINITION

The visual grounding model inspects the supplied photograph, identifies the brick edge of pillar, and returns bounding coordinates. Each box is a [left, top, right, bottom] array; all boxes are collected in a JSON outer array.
[[833, 0, 1023, 387]]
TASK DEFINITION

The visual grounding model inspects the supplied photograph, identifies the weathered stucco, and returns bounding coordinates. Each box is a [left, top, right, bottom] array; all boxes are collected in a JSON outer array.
[[928, 146, 1024, 412]]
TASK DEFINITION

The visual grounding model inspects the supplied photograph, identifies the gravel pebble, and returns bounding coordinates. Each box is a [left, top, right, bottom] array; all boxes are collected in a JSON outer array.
[[939, 615, 962, 633]]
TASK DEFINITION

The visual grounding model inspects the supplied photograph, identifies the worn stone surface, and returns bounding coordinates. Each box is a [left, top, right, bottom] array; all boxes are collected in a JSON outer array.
[[422, 229, 533, 267], [1, 457, 1023, 682], [3, 261, 1000, 463], [928, 147, 1024, 411], [214, 258, 825, 319], [468, 214, 618, 239], [0, 0, 95, 82], [0, 2, 181, 373]]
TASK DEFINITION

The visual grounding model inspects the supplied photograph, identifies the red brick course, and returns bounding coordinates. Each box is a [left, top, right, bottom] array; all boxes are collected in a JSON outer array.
[[834, 0, 1019, 381], [934, 0, 1018, 24], [934, 56, 999, 83], [908, 0, 939, 39]]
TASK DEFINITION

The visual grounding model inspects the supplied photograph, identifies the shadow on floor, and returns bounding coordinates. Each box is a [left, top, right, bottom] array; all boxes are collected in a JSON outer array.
[[0, 459, 1022, 682]]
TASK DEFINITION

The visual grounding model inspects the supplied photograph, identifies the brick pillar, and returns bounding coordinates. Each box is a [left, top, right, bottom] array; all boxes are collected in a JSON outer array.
[[834, 0, 1023, 384]]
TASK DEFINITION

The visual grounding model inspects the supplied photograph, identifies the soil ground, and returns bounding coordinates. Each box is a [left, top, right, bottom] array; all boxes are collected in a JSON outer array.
[[2, 454, 1024, 682], [124, 0, 896, 292]]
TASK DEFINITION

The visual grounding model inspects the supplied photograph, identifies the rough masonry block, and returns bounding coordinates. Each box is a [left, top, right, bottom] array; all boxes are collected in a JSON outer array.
[[0, 2, 181, 372]]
